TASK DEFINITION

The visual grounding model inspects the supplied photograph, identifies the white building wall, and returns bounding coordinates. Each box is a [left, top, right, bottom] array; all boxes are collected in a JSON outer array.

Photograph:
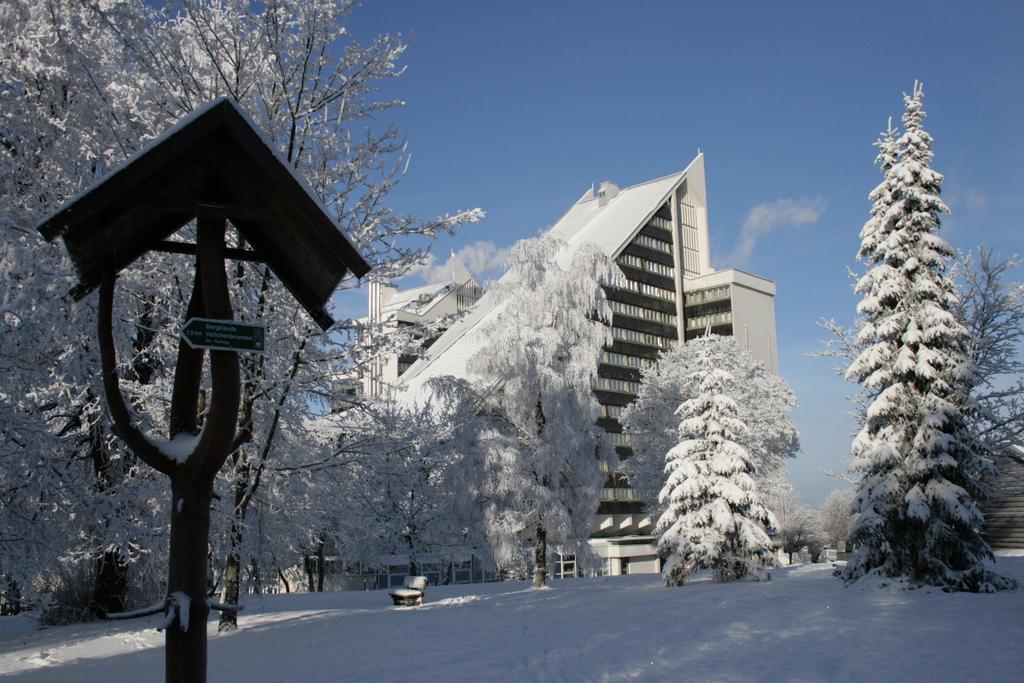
[[728, 274, 778, 374], [685, 268, 778, 375]]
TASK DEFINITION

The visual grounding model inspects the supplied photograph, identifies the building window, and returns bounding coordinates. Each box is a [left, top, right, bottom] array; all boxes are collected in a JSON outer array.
[[610, 433, 632, 447], [680, 200, 702, 276], [685, 310, 733, 331], [634, 234, 673, 254], [614, 279, 676, 302], [601, 404, 628, 419], [601, 350, 657, 371], [617, 253, 675, 278], [609, 300, 676, 326], [611, 327, 672, 349], [599, 487, 638, 502], [685, 285, 730, 307], [647, 215, 672, 232], [592, 376, 641, 395]]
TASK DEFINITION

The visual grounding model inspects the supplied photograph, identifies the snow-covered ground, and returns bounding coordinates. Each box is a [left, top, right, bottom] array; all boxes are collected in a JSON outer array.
[[2, 555, 1023, 682]]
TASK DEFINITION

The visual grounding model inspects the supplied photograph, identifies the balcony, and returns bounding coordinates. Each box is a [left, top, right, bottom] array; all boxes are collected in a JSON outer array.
[[685, 310, 733, 331], [684, 285, 730, 307], [599, 487, 639, 502]]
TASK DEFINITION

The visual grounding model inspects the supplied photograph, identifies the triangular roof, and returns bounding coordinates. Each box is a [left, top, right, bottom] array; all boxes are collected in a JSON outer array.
[[37, 97, 370, 330], [399, 154, 704, 391]]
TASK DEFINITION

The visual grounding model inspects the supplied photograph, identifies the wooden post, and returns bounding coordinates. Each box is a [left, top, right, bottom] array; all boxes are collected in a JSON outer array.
[[98, 207, 241, 683]]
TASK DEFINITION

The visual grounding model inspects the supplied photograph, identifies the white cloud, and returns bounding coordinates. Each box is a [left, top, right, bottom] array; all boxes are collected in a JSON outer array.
[[408, 240, 512, 285], [724, 197, 827, 266], [947, 185, 988, 222]]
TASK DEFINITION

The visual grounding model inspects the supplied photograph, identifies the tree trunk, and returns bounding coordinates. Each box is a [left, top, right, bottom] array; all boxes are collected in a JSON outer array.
[[250, 558, 261, 595], [218, 455, 249, 632], [278, 568, 291, 594], [165, 480, 213, 683], [533, 524, 547, 588], [218, 551, 240, 632], [316, 539, 326, 592], [304, 555, 315, 592], [91, 550, 128, 618], [86, 414, 131, 617]]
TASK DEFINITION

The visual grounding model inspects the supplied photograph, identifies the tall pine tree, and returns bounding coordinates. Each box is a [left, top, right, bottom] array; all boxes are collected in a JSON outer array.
[[656, 356, 774, 585], [843, 83, 1015, 592]]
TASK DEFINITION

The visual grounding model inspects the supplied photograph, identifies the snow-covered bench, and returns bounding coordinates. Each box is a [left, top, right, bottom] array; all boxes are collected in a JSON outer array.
[[389, 575, 428, 607]]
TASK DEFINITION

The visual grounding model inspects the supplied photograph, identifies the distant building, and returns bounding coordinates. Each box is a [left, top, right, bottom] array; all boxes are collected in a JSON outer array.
[[398, 154, 780, 577], [983, 447, 1024, 550], [331, 257, 483, 411]]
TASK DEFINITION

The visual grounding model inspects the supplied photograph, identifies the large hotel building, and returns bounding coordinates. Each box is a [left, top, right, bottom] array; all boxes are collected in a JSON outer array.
[[384, 154, 778, 577]]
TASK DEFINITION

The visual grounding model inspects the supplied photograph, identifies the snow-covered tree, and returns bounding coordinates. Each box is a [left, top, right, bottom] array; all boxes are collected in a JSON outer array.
[[0, 0, 481, 629], [842, 83, 1014, 592], [761, 475, 822, 564], [312, 392, 474, 578], [820, 489, 855, 549], [622, 335, 799, 513], [656, 357, 775, 585], [461, 237, 619, 587], [955, 246, 1024, 466]]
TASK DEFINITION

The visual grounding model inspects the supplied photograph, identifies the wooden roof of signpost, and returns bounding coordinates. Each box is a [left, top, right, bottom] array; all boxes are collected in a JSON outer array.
[[37, 97, 371, 330]]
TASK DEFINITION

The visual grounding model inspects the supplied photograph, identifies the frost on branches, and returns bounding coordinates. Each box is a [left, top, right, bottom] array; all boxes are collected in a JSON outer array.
[[462, 237, 619, 587], [954, 246, 1024, 466], [656, 357, 774, 585], [309, 389, 478, 579], [0, 0, 481, 621], [843, 83, 1014, 592]]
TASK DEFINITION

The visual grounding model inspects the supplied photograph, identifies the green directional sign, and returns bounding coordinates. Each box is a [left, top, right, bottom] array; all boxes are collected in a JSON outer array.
[[181, 318, 265, 353]]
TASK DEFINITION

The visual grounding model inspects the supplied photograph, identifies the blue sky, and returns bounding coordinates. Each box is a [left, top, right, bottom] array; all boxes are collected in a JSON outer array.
[[338, 0, 1024, 505]]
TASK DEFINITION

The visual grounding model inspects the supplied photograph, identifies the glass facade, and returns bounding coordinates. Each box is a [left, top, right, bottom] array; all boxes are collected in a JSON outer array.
[[594, 205, 680, 523], [593, 197, 744, 535]]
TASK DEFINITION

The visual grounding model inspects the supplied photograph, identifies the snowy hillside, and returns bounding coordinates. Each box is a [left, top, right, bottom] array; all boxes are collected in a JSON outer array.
[[2, 556, 1023, 682]]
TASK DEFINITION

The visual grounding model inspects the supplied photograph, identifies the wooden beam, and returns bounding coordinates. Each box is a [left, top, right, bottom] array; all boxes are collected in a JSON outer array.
[[147, 198, 273, 224], [151, 241, 267, 263]]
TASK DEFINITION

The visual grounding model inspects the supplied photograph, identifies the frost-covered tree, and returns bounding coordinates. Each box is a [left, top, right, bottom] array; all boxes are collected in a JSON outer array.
[[0, 0, 481, 629], [955, 246, 1024, 465], [622, 335, 799, 513], [820, 489, 855, 549], [761, 475, 822, 564], [842, 83, 1014, 592], [312, 392, 474, 579], [817, 245, 1024, 478], [0, 0, 175, 618], [657, 358, 775, 585], [462, 237, 619, 587]]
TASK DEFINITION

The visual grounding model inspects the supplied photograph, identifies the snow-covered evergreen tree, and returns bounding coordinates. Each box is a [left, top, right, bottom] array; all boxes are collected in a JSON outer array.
[[843, 83, 1015, 591], [462, 236, 619, 587], [656, 351, 774, 585], [622, 335, 799, 513]]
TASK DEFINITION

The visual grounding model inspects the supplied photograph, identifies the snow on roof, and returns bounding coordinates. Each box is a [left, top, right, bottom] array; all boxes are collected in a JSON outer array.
[[39, 97, 349, 247], [553, 169, 687, 258], [399, 155, 703, 393], [383, 281, 454, 314], [378, 257, 480, 319]]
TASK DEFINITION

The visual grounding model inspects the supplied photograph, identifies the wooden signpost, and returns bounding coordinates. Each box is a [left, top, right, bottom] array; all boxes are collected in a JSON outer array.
[[37, 98, 370, 683]]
